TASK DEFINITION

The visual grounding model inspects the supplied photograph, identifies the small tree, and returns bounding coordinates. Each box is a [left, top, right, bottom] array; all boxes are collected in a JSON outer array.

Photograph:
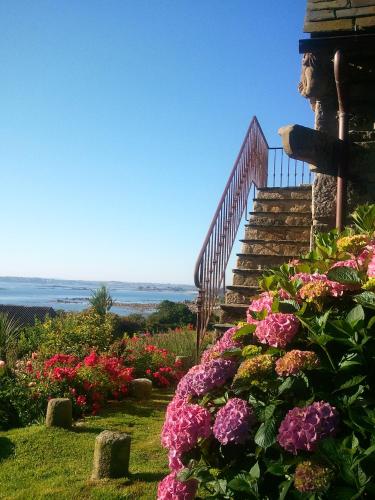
[[0, 313, 20, 365], [147, 300, 195, 332], [89, 285, 113, 317]]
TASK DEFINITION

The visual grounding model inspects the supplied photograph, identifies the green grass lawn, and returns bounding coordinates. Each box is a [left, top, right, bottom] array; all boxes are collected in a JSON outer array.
[[0, 390, 173, 500]]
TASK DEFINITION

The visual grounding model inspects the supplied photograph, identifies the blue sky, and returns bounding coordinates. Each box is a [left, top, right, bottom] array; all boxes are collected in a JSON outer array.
[[0, 1, 312, 284]]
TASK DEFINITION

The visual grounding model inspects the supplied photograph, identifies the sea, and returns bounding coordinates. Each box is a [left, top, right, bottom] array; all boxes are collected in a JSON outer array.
[[0, 277, 197, 316]]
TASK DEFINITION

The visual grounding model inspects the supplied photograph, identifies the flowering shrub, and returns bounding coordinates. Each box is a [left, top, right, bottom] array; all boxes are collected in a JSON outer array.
[[15, 351, 133, 416], [109, 335, 184, 388], [158, 205, 375, 498], [35, 309, 114, 358]]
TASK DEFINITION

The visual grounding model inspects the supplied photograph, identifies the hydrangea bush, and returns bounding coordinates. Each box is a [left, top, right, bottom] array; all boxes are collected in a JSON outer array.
[[158, 205, 375, 499]]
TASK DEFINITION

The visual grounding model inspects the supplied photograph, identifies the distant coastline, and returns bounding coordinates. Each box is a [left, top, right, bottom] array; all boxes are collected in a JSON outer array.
[[0, 276, 197, 316]]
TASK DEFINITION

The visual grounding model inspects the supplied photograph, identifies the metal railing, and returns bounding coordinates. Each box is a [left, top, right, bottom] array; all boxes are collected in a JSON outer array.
[[268, 148, 313, 187], [194, 116, 268, 355]]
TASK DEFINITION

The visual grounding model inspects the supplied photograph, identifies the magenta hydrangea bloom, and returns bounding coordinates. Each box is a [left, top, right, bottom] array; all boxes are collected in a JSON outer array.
[[201, 326, 241, 363], [161, 396, 212, 455], [157, 472, 198, 500], [246, 292, 274, 324], [278, 401, 339, 455], [213, 398, 255, 445], [254, 313, 299, 348], [176, 358, 237, 398]]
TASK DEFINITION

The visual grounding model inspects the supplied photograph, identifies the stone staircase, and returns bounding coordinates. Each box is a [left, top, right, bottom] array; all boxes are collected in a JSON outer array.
[[219, 185, 312, 326]]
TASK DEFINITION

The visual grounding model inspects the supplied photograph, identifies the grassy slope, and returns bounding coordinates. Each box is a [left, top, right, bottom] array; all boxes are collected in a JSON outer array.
[[0, 390, 172, 500]]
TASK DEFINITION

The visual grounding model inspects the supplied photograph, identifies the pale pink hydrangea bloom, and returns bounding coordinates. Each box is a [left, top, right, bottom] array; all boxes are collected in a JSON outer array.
[[246, 292, 274, 324], [157, 472, 197, 500], [278, 401, 339, 455], [201, 326, 241, 363], [213, 398, 256, 445], [254, 313, 299, 348]]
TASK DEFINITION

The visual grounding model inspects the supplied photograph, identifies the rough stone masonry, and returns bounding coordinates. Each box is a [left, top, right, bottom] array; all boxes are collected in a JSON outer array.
[[281, 0, 375, 235]]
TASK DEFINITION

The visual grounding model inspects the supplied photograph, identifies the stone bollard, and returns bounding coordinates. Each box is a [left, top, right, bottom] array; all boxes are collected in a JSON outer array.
[[45, 398, 72, 429], [129, 378, 152, 400], [91, 430, 131, 479], [175, 355, 190, 371]]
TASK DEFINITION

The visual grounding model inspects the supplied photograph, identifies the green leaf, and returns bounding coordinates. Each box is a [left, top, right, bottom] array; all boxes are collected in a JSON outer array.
[[278, 479, 293, 500], [221, 347, 242, 358], [327, 267, 362, 285], [367, 315, 375, 329], [354, 291, 375, 310], [277, 377, 294, 395], [228, 474, 257, 496], [334, 375, 367, 393], [329, 487, 359, 500], [249, 461, 260, 479], [254, 418, 276, 449], [232, 324, 256, 341], [346, 305, 365, 327], [278, 300, 300, 313]]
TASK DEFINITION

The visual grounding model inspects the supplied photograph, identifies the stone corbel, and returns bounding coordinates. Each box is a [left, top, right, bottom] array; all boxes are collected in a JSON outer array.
[[278, 124, 347, 176]]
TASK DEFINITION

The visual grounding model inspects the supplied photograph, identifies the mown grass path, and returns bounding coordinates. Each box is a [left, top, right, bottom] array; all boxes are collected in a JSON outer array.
[[0, 389, 172, 499]]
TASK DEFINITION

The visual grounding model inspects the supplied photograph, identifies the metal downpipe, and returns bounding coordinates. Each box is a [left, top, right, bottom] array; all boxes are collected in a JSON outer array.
[[334, 50, 349, 232]]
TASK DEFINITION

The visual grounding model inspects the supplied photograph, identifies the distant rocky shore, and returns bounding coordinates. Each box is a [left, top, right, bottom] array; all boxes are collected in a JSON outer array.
[[55, 298, 197, 314]]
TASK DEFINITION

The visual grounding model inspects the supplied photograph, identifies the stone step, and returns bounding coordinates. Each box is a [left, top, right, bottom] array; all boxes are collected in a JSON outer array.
[[232, 268, 263, 286], [221, 303, 249, 323], [245, 224, 311, 241], [253, 198, 312, 213], [236, 253, 295, 269], [225, 287, 260, 305], [226, 286, 260, 305], [227, 285, 260, 296], [248, 211, 312, 227], [213, 323, 236, 334], [240, 239, 309, 256], [256, 186, 312, 200]]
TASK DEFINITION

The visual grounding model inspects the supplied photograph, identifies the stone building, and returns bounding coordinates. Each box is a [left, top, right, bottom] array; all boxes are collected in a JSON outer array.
[[281, 0, 375, 233]]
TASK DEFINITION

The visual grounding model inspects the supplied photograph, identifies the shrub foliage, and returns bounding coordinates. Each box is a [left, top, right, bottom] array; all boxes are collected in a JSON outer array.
[[158, 205, 375, 499]]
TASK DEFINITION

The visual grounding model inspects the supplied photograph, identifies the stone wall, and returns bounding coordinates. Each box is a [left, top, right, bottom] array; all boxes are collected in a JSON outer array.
[[298, 0, 375, 233], [305, 0, 375, 32]]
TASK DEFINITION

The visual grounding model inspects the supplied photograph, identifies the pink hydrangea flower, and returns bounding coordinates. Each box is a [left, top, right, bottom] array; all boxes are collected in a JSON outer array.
[[157, 472, 197, 500], [330, 259, 358, 270], [161, 396, 211, 455], [275, 350, 319, 377], [278, 401, 339, 455], [358, 244, 375, 267], [246, 292, 273, 324], [213, 398, 255, 445], [292, 272, 349, 298], [254, 313, 299, 348], [368, 254, 375, 278], [176, 358, 237, 398], [292, 273, 324, 284], [201, 326, 241, 363]]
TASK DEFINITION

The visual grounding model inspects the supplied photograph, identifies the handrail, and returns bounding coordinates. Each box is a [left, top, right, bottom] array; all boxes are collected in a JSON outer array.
[[194, 116, 269, 356]]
